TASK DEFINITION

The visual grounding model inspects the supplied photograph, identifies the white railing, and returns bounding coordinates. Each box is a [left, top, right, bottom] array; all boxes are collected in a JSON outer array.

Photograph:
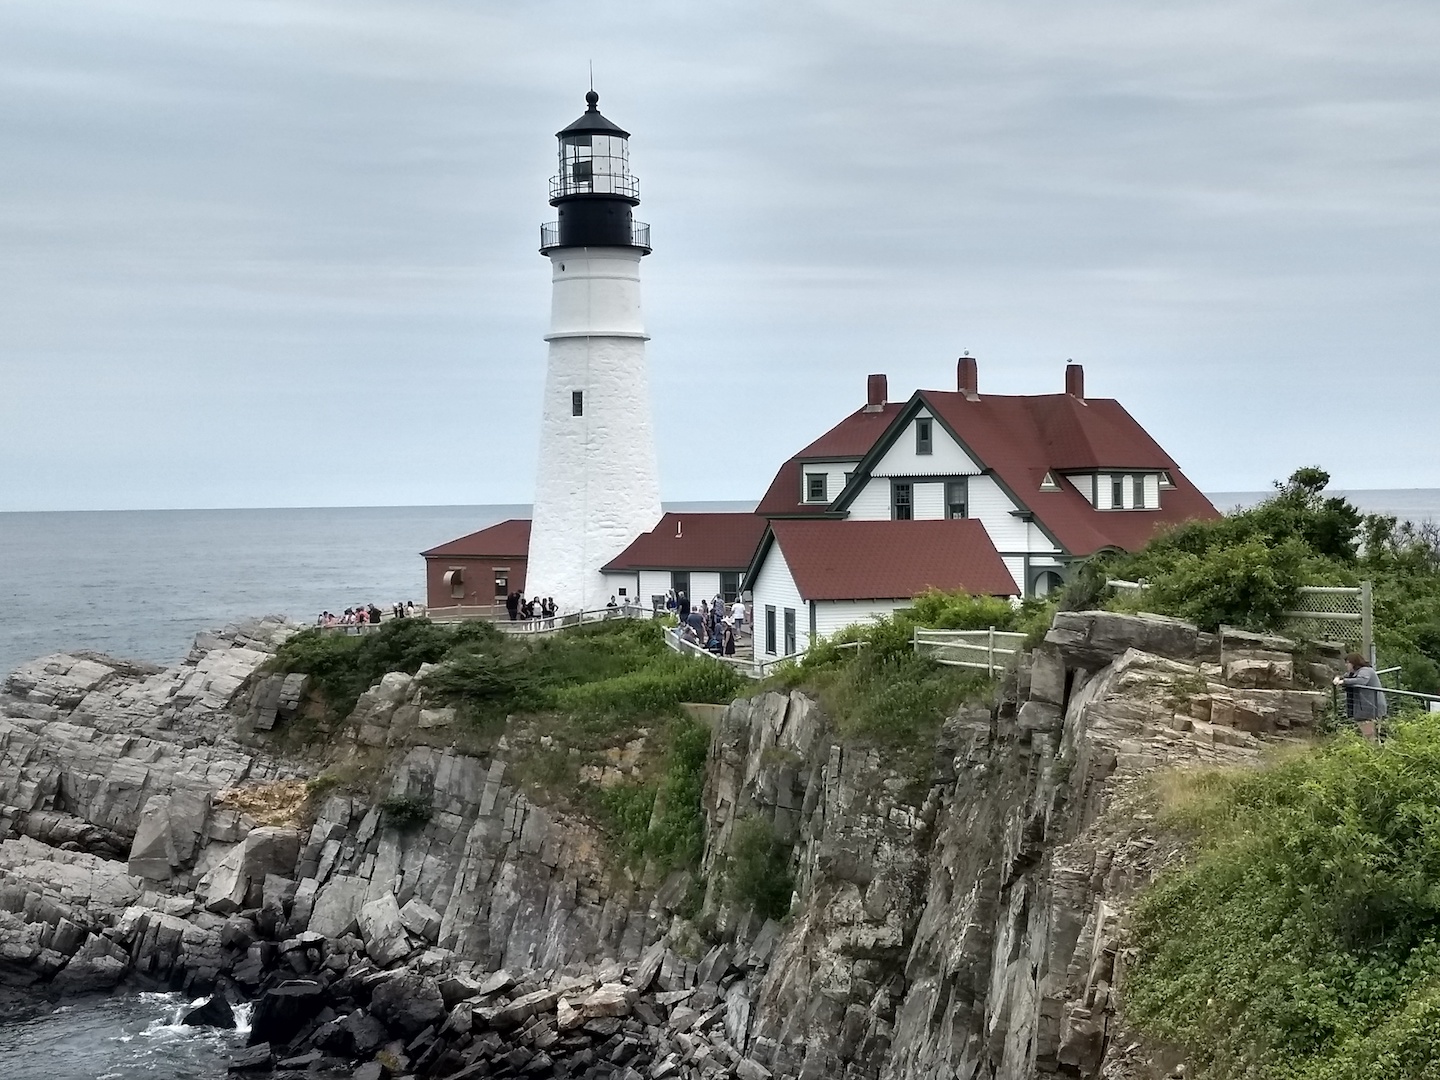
[[661, 625, 799, 680], [492, 606, 654, 635], [913, 626, 1027, 676]]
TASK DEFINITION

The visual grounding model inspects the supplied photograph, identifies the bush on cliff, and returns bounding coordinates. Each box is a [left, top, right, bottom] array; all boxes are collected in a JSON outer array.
[[270, 618, 503, 717], [1128, 715, 1440, 1079], [774, 590, 1003, 750], [1069, 467, 1440, 692]]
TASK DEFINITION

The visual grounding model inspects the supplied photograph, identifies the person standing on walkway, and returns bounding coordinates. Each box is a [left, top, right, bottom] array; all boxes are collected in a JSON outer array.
[[730, 597, 746, 637], [1335, 652, 1388, 740]]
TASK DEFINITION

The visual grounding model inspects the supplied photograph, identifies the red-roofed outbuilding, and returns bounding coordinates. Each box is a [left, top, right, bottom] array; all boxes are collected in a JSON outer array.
[[421, 519, 531, 611]]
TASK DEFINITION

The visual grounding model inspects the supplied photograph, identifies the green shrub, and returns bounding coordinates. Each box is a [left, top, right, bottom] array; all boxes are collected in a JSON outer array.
[[379, 794, 432, 830], [725, 815, 794, 920], [1128, 715, 1440, 1079]]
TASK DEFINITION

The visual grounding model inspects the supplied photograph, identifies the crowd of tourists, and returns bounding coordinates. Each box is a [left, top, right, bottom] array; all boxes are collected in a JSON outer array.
[[316, 601, 421, 630], [504, 591, 559, 625], [667, 591, 746, 656]]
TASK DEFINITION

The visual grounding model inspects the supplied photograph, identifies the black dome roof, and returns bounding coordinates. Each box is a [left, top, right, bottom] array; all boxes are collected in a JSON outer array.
[[557, 90, 630, 139]]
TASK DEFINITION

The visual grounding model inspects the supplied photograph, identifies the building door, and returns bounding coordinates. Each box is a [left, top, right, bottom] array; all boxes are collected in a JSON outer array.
[[765, 605, 777, 655], [671, 571, 691, 600], [783, 608, 796, 654]]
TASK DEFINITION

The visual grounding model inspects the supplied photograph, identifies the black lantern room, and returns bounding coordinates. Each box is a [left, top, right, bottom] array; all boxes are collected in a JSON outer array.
[[540, 91, 651, 255]]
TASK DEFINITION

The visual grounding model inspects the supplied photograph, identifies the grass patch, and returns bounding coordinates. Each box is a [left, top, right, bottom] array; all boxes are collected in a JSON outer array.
[[769, 592, 1002, 760], [594, 716, 713, 873], [1127, 714, 1440, 1080]]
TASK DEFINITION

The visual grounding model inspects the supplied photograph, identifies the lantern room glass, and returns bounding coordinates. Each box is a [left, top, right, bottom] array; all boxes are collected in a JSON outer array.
[[555, 134, 639, 199]]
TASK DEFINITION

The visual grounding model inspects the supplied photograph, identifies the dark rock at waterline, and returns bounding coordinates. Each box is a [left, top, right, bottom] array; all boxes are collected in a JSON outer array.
[[183, 992, 236, 1029], [248, 979, 325, 1046], [367, 973, 445, 1038], [227, 1041, 273, 1072]]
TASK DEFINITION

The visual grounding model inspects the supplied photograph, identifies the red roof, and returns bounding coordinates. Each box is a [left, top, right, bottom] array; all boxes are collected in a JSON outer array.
[[755, 405, 903, 517], [916, 391, 1219, 556], [421, 518, 531, 559], [765, 519, 1019, 601], [602, 513, 768, 571]]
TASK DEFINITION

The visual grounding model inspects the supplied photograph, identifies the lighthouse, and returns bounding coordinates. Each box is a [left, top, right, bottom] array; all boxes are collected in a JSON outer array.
[[525, 90, 664, 613]]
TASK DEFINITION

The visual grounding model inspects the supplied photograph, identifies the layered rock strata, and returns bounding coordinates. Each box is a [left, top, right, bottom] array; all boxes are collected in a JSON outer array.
[[0, 611, 1338, 1079]]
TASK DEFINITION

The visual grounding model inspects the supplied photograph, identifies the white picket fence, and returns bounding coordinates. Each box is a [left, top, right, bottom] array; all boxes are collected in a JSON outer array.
[[912, 626, 1028, 676]]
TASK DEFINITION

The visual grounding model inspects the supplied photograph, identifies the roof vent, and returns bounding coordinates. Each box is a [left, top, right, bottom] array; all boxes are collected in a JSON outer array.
[[1065, 362, 1085, 400], [675, 519, 683, 539], [865, 373, 888, 412], [957, 355, 979, 400]]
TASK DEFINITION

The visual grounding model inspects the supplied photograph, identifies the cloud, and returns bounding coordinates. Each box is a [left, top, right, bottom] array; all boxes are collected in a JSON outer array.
[[1, 0, 1438, 510]]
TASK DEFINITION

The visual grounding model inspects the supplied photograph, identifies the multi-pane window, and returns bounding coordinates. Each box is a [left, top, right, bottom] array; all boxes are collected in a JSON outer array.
[[946, 480, 967, 519], [1111, 475, 1125, 509], [806, 473, 828, 502], [783, 608, 797, 655], [765, 606, 777, 656], [893, 482, 913, 520], [720, 572, 740, 603], [572, 391, 584, 416], [915, 418, 933, 455]]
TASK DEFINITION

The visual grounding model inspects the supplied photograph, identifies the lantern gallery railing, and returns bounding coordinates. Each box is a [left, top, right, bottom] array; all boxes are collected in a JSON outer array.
[[549, 172, 640, 200], [539, 220, 651, 252]]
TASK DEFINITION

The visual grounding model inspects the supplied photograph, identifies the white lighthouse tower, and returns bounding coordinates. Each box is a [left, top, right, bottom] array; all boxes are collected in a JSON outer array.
[[525, 90, 663, 612]]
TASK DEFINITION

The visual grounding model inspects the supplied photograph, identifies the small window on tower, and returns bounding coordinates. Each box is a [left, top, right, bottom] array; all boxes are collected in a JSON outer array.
[[572, 391, 584, 416]]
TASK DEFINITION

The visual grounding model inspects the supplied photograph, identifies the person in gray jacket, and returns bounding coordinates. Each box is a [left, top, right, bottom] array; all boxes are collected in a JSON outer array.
[[1334, 652, 1388, 736]]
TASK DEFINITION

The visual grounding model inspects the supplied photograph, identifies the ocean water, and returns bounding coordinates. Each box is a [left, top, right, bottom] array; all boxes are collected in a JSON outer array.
[[0, 991, 253, 1079], [0, 501, 755, 680]]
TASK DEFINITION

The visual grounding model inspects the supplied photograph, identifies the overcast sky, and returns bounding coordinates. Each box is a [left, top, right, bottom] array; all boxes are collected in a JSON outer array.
[[2, 0, 1437, 512]]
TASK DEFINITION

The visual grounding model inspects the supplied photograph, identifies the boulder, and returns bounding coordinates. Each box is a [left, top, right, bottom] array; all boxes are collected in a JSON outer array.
[[369, 973, 446, 1037], [183, 993, 237, 1029], [357, 893, 411, 967], [248, 980, 325, 1047], [398, 898, 442, 942], [307, 875, 368, 938], [227, 1042, 273, 1072]]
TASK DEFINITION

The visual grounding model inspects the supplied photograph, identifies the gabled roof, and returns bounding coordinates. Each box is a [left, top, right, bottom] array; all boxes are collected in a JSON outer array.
[[421, 519, 531, 559], [914, 390, 1219, 555], [755, 404, 902, 516], [602, 512, 768, 572], [752, 519, 1019, 601]]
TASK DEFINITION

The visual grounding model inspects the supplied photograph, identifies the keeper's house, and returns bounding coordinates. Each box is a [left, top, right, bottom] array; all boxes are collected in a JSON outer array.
[[742, 358, 1217, 658]]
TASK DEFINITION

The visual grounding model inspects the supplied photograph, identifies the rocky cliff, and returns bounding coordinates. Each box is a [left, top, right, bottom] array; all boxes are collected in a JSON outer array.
[[0, 612, 1336, 1079]]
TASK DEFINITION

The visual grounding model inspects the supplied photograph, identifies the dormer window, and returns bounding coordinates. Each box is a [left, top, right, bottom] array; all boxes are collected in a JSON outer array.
[[1158, 470, 1174, 488], [915, 418, 933, 455], [1111, 475, 1125, 508], [1040, 471, 1060, 491], [806, 473, 828, 502]]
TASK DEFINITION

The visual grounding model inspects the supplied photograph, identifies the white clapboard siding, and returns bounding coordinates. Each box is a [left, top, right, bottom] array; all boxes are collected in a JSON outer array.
[[913, 482, 946, 520], [847, 478, 895, 521], [1145, 473, 1161, 508], [751, 540, 809, 655], [969, 475, 1043, 550], [812, 600, 906, 641], [870, 412, 982, 478]]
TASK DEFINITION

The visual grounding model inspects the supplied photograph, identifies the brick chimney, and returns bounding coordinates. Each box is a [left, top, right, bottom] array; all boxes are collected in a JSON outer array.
[[1065, 362, 1085, 400], [957, 355, 978, 400], [864, 373, 888, 412]]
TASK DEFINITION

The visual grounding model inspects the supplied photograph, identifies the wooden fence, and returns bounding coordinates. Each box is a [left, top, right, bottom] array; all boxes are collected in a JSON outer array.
[[912, 626, 1028, 676]]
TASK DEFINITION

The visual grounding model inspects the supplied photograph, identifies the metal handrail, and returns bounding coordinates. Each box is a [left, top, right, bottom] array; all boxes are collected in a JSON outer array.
[[539, 220, 651, 251], [549, 173, 641, 200]]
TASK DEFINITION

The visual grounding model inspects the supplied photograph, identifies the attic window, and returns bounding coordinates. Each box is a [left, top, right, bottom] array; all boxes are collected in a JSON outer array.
[[915, 418, 933, 455], [805, 473, 828, 502], [1158, 470, 1174, 488], [1040, 471, 1060, 491]]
